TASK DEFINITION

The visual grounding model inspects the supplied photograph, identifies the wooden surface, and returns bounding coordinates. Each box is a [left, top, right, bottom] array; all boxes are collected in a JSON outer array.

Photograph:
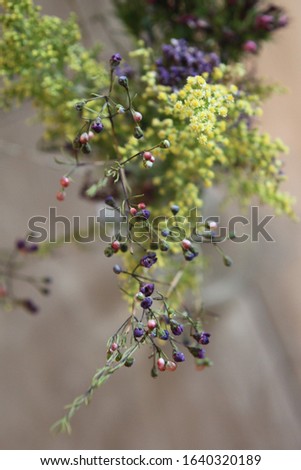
[[0, 0, 300, 450]]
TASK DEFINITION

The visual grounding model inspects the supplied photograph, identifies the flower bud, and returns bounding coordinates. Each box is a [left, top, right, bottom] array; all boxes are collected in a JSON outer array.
[[223, 255, 233, 267], [160, 139, 171, 148], [118, 75, 128, 88], [134, 126, 144, 139]]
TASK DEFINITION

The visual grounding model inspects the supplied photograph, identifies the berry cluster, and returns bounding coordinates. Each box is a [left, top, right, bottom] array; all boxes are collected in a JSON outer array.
[[56, 177, 70, 202], [105, 284, 212, 377]]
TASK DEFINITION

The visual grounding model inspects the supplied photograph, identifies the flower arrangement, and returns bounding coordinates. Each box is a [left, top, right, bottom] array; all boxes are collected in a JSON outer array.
[[0, 0, 294, 433]]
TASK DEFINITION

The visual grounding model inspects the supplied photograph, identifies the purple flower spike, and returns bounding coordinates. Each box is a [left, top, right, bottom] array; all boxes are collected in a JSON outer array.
[[156, 39, 220, 89]]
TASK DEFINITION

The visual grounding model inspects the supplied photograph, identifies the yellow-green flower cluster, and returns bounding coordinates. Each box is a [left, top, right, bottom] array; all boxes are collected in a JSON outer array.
[[120, 51, 294, 218], [0, 0, 108, 142]]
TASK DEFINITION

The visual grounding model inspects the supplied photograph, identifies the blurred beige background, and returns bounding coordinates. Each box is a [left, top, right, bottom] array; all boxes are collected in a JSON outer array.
[[0, 0, 300, 450]]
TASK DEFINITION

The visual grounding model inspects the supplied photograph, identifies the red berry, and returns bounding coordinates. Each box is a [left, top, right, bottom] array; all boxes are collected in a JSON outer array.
[[157, 358, 166, 371], [130, 207, 137, 216], [143, 151, 153, 161], [79, 132, 89, 144], [111, 240, 120, 251], [138, 202, 146, 210], [133, 111, 143, 122], [110, 342, 118, 352], [60, 177, 70, 188], [147, 319, 157, 330], [150, 155, 156, 163], [166, 361, 177, 372], [182, 239, 191, 250], [56, 191, 65, 202]]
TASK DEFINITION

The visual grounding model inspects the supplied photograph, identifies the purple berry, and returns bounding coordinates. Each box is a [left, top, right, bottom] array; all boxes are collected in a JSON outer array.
[[16, 239, 26, 251], [171, 204, 180, 215], [140, 297, 153, 309], [161, 229, 170, 237], [113, 265, 122, 274]]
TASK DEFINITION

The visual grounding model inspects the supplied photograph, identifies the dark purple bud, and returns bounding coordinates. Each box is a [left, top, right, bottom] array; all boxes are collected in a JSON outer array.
[[184, 251, 198, 261], [140, 297, 153, 309], [104, 195, 116, 207], [140, 252, 158, 268], [140, 283, 155, 297], [171, 322, 184, 336], [188, 346, 206, 359], [197, 348, 206, 359], [22, 299, 39, 314], [91, 119, 104, 133], [141, 209, 151, 220], [173, 351, 185, 362], [134, 327, 145, 338], [28, 243, 39, 252], [16, 239, 26, 251], [194, 332, 211, 345], [110, 53, 122, 68], [160, 329, 169, 341]]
